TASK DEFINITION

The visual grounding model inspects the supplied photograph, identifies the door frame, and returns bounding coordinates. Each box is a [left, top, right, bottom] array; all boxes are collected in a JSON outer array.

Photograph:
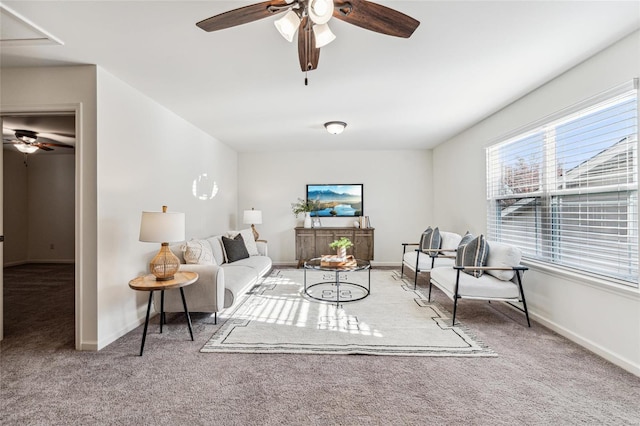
[[1, 103, 82, 349]]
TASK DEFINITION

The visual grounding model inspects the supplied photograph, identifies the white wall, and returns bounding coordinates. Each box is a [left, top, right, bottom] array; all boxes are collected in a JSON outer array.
[[2, 65, 238, 351], [433, 31, 640, 375], [3, 150, 28, 265], [27, 154, 75, 262], [238, 150, 432, 265], [1, 65, 98, 350], [95, 68, 238, 349], [3, 151, 75, 264]]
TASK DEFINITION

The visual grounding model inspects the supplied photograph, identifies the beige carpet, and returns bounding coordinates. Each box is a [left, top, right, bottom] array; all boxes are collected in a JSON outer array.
[[202, 269, 495, 356]]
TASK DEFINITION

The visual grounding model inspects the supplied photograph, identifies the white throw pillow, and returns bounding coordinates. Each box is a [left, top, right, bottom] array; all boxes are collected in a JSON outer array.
[[485, 241, 521, 281], [182, 239, 216, 265], [227, 228, 259, 256]]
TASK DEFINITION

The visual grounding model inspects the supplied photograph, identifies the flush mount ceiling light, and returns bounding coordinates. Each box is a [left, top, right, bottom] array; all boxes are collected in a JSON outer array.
[[325, 121, 347, 135], [196, 0, 420, 77]]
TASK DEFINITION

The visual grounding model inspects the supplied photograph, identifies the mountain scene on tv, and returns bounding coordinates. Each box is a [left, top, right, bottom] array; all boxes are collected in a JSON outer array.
[[307, 185, 362, 217]]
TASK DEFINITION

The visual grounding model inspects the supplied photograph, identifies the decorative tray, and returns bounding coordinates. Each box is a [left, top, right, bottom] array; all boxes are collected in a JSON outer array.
[[320, 255, 357, 267]]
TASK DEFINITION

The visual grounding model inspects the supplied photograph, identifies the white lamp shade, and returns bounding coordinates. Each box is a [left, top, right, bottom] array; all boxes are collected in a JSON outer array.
[[243, 209, 263, 225], [139, 211, 185, 243], [274, 10, 300, 43], [313, 23, 336, 48], [308, 0, 334, 24], [15, 144, 39, 154]]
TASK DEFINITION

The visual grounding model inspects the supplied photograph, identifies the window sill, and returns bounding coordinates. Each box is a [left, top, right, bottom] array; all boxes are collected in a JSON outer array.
[[522, 258, 640, 300]]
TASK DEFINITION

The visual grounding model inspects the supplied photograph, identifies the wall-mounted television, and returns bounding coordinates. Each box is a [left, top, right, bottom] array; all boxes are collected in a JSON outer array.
[[306, 184, 363, 217]]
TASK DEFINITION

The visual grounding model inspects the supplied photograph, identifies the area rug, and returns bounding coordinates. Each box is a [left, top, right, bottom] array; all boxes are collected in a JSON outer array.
[[201, 269, 495, 356]]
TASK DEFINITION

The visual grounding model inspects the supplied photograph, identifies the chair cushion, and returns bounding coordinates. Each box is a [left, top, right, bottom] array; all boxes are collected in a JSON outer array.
[[456, 234, 489, 277], [485, 241, 521, 281], [222, 234, 250, 263], [403, 251, 455, 272], [420, 227, 441, 254], [431, 267, 521, 300], [182, 239, 216, 265]]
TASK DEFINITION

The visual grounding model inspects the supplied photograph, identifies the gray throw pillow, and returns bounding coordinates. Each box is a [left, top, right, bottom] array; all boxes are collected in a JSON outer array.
[[420, 226, 441, 256], [222, 234, 250, 263], [458, 231, 475, 247], [456, 234, 489, 277]]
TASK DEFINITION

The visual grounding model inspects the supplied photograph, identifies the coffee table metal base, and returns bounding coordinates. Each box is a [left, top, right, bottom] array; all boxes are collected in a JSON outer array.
[[304, 269, 371, 308]]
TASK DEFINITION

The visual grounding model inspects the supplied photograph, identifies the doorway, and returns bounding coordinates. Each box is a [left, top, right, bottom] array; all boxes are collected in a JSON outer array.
[[2, 112, 76, 347]]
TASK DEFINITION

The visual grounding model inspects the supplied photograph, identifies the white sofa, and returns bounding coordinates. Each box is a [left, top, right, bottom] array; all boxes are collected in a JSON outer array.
[[153, 232, 272, 323], [401, 231, 462, 288], [429, 240, 530, 326]]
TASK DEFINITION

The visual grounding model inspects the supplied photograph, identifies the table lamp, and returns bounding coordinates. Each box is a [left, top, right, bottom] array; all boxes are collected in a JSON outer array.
[[139, 205, 185, 281], [243, 207, 262, 241]]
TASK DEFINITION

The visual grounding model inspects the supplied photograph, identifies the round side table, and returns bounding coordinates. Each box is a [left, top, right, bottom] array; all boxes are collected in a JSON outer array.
[[129, 271, 198, 356]]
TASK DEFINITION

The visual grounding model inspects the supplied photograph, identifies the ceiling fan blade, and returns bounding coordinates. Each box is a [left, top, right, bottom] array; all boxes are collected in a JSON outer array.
[[35, 144, 54, 151], [197, 0, 290, 32], [333, 0, 419, 38], [298, 18, 321, 72], [38, 142, 73, 149]]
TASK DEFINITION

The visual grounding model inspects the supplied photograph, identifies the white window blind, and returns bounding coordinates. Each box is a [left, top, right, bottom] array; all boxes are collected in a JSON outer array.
[[486, 81, 638, 286]]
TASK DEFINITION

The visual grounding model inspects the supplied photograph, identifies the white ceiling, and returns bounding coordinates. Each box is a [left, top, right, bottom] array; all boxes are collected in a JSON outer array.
[[1, 1, 639, 152]]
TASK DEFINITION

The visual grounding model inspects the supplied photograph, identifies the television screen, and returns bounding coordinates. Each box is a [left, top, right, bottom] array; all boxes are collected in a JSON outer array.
[[306, 184, 363, 217]]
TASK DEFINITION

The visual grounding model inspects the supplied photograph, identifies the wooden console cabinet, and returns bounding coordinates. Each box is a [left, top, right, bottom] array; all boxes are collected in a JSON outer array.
[[295, 227, 375, 264]]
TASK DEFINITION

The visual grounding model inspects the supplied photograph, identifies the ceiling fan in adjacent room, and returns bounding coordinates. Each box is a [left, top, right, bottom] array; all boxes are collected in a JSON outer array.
[[3, 129, 74, 153], [196, 0, 419, 80]]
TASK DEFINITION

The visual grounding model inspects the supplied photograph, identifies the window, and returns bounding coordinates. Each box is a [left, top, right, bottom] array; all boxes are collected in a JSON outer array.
[[486, 80, 638, 286]]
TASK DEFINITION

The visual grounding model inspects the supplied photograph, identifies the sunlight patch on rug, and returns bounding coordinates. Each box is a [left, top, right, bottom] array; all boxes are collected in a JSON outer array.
[[201, 269, 495, 357]]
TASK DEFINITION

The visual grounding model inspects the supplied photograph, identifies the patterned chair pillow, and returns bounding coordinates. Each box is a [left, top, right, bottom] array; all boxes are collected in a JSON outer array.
[[458, 231, 475, 248], [456, 234, 489, 277], [420, 226, 441, 256]]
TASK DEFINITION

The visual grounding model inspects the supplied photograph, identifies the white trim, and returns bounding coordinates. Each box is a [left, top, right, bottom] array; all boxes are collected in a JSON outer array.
[[1, 103, 83, 350], [529, 309, 640, 377]]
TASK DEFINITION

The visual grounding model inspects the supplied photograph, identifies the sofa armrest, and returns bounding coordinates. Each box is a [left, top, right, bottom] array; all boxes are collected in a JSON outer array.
[[176, 263, 225, 311], [256, 240, 268, 257]]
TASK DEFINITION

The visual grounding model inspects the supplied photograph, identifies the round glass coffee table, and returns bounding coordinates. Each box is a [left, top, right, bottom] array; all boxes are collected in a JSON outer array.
[[303, 257, 371, 307]]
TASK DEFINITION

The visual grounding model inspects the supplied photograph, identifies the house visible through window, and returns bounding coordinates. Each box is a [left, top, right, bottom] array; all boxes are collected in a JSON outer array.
[[486, 80, 638, 286]]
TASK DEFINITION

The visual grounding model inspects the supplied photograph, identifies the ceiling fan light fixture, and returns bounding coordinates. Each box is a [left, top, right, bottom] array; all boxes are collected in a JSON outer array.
[[15, 130, 38, 144], [14, 143, 39, 154], [308, 0, 334, 25], [325, 121, 347, 135], [313, 23, 336, 48], [274, 9, 300, 42]]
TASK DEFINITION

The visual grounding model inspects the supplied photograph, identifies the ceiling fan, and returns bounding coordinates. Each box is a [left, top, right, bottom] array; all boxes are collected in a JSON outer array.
[[196, 0, 419, 78], [3, 129, 74, 153]]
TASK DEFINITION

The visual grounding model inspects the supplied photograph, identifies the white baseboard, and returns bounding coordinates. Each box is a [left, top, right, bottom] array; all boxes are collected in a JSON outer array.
[[78, 340, 99, 351], [97, 315, 149, 351], [529, 310, 640, 377]]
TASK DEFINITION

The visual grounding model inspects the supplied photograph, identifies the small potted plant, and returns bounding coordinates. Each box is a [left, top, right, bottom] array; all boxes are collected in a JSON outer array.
[[329, 237, 354, 259], [291, 198, 319, 228]]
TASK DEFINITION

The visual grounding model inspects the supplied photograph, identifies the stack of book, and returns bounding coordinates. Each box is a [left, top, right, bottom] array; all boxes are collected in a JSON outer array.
[[320, 255, 357, 267]]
